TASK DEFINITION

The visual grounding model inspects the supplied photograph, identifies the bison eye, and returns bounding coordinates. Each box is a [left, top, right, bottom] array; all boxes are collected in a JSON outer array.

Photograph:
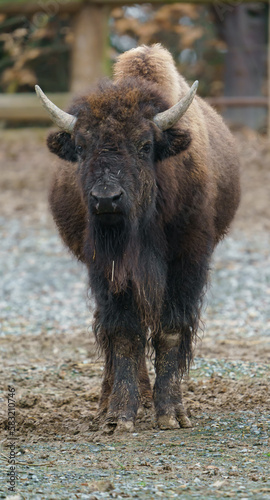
[[76, 145, 84, 156], [140, 142, 151, 155]]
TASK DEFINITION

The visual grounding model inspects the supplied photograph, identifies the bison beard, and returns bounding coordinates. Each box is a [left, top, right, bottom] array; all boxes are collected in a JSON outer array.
[[40, 44, 240, 433]]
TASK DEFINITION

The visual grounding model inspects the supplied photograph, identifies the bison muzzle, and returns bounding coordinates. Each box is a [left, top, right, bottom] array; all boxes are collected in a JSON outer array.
[[36, 44, 240, 434]]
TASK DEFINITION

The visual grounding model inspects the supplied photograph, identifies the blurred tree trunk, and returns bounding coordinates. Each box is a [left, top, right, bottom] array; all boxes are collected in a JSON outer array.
[[71, 5, 109, 94], [214, 4, 268, 130]]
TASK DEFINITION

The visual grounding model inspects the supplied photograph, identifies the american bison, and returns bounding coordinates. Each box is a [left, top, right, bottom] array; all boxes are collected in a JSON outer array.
[[36, 44, 240, 433]]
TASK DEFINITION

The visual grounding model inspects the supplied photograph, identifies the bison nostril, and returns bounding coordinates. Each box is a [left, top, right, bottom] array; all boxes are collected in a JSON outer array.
[[90, 191, 99, 202], [112, 191, 123, 202]]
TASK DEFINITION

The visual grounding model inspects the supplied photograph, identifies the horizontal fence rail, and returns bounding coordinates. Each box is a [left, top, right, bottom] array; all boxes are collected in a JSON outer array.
[[0, 93, 71, 122], [0, 93, 268, 123]]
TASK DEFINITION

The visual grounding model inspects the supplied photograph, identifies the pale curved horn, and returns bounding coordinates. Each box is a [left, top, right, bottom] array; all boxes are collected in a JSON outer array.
[[35, 85, 77, 133], [153, 80, 198, 131]]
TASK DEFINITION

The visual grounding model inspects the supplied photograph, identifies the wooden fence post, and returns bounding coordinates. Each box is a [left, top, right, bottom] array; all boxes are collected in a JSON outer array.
[[70, 4, 109, 94]]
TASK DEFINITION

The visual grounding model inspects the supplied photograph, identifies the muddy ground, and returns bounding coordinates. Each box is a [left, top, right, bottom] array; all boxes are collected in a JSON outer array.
[[0, 128, 269, 499]]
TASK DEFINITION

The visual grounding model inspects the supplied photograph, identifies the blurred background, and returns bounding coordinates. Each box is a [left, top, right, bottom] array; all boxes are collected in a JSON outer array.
[[0, 0, 269, 130], [0, 3, 270, 497]]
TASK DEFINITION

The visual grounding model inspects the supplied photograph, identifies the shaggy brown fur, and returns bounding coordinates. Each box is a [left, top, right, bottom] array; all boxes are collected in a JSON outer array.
[[47, 44, 240, 433]]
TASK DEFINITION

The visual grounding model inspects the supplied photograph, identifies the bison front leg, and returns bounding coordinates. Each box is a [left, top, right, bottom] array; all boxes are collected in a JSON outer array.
[[94, 298, 148, 433], [153, 330, 192, 430], [101, 334, 145, 434], [97, 347, 152, 428], [153, 249, 210, 429]]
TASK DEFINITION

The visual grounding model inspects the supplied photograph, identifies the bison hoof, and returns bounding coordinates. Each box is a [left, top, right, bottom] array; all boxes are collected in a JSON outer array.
[[157, 414, 192, 430], [158, 415, 180, 429], [116, 419, 135, 433], [102, 419, 135, 435], [178, 414, 192, 428]]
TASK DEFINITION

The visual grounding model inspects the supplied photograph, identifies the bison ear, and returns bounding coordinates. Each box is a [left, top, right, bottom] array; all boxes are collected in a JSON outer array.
[[154, 128, 192, 161], [47, 131, 77, 163]]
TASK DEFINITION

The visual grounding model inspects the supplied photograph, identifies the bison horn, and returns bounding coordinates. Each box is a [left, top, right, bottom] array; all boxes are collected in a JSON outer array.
[[153, 80, 198, 131], [35, 85, 77, 133]]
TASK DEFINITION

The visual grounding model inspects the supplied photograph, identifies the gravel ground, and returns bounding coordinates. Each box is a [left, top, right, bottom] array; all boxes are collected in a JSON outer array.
[[1, 415, 270, 500], [0, 128, 269, 499], [0, 216, 90, 338]]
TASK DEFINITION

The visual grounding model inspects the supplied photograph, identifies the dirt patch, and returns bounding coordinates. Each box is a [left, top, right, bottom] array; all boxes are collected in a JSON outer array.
[[0, 336, 269, 439], [0, 330, 269, 498]]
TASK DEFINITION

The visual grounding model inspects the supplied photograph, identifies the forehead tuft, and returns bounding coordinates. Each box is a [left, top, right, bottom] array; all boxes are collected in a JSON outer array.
[[80, 78, 166, 125], [87, 87, 139, 121]]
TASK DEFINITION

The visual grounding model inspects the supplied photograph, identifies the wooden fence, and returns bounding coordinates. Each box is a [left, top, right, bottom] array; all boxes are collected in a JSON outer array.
[[0, 93, 268, 124], [0, 0, 269, 132]]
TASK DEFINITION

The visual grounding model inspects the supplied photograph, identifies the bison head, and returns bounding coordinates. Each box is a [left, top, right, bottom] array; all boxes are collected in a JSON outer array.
[[37, 78, 197, 226]]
